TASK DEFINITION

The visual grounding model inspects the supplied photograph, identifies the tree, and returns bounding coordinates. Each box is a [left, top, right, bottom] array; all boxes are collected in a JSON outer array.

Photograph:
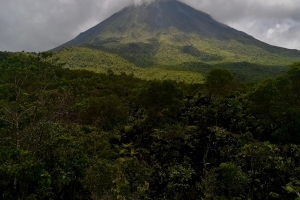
[[287, 62, 300, 105], [218, 162, 249, 198], [247, 78, 279, 118], [205, 68, 235, 97], [137, 81, 183, 118]]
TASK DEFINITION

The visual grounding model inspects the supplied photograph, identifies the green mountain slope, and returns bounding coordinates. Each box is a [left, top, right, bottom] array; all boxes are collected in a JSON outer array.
[[53, 0, 300, 67], [50, 47, 205, 83]]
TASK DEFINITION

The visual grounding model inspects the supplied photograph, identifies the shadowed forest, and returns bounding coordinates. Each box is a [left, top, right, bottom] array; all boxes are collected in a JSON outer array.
[[0, 52, 300, 199]]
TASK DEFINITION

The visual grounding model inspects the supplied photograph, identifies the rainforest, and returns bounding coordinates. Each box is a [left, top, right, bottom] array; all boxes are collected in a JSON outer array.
[[0, 52, 300, 199]]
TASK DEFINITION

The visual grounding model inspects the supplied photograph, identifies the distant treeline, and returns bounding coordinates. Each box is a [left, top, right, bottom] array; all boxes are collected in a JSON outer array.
[[167, 61, 288, 82]]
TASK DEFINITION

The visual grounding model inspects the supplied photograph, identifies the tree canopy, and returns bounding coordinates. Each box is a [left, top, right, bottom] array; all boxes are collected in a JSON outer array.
[[0, 52, 300, 199]]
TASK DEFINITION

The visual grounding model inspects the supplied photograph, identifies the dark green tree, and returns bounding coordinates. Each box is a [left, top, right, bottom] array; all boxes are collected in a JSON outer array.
[[205, 68, 235, 97], [137, 81, 183, 118]]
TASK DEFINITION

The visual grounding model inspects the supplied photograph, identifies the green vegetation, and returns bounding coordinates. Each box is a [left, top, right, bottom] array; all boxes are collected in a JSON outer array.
[[50, 47, 205, 84], [48, 47, 288, 83], [1, 52, 300, 199], [50, 46, 292, 83], [80, 33, 300, 67], [0, 51, 12, 61]]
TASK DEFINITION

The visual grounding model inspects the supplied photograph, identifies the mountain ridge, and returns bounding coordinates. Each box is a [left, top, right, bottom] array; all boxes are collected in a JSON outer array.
[[52, 0, 300, 68], [54, 1, 257, 48]]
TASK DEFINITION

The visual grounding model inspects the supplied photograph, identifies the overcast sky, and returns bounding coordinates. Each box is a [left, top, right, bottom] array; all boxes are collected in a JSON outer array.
[[1, 0, 300, 52]]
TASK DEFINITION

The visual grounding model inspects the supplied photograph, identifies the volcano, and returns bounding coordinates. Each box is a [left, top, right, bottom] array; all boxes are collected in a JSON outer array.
[[53, 0, 300, 67]]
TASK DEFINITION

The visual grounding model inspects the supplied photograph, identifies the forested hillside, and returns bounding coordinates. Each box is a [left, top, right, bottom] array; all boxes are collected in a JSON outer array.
[[50, 47, 205, 84], [0, 52, 300, 199], [50, 47, 289, 83], [54, 0, 300, 68]]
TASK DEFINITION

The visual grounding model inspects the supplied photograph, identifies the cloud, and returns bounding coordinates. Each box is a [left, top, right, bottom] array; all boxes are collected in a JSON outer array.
[[133, 0, 176, 6], [0, 0, 300, 51], [0, 0, 133, 52], [134, 0, 155, 6], [180, 0, 300, 50]]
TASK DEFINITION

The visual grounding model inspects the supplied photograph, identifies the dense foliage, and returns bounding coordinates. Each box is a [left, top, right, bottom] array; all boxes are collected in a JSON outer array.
[[50, 47, 290, 84], [0, 52, 300, 200]]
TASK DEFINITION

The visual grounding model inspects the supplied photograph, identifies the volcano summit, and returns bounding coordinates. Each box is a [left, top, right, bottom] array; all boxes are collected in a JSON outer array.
[[53, 0, 300, 67]]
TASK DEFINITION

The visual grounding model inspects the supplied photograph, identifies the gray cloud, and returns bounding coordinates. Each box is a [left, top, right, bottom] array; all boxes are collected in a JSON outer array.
[[181, 0, 300, 50], [0, 0, 300, 52]]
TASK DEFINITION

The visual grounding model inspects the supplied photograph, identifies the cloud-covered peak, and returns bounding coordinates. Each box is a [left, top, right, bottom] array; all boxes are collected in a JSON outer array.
[[134, 0, 176, 6], [0, 0, 299, 52]]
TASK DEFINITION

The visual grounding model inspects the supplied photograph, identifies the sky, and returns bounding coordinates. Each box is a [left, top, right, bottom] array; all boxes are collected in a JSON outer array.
[[0, 0, 300, 52]]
